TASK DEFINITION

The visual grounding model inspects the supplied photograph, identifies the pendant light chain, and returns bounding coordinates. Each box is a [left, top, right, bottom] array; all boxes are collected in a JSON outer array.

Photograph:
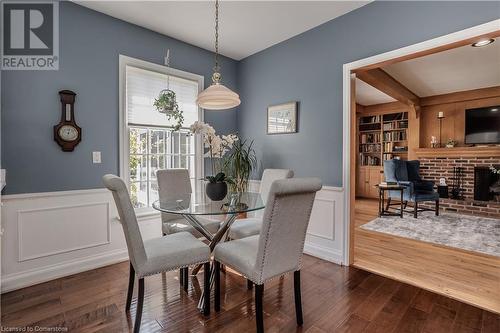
[[196, 0, 240, 110], [212, 0, 221, 83]]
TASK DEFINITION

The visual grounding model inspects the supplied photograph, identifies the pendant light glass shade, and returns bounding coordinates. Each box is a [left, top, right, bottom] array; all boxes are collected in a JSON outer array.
[[197, 82, 241, 110], [197, 0, 240, 110]]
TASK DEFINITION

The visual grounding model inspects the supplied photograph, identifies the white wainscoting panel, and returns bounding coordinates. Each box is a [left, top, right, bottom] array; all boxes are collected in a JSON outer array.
[[1, 189, 162, 292], [18, 202, 110, 261], [248, 180, 345, 265]]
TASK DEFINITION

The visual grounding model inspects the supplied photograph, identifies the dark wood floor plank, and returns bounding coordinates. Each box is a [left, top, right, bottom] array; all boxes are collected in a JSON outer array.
[[422, 304, 456, 333], [1, 255, 495, 333], [481, 310, 500, 333], [394, 307, 428, 333]]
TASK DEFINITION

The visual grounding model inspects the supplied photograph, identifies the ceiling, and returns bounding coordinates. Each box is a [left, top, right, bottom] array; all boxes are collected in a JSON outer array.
[[355, 79, 395, 105], [356, 39, 500, 105], [75, 1, 369, 60], [383, 40, 500, 97]]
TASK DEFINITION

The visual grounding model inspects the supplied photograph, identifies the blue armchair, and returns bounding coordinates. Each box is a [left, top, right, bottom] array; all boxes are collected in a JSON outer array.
[[383, 159, 439, 218]]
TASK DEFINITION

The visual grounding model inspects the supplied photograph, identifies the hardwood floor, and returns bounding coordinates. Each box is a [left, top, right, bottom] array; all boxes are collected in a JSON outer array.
[[353, 198, 500, 314], [1, 255, 498, 332]]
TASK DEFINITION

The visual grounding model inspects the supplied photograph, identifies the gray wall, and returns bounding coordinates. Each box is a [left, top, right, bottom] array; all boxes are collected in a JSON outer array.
[[1, 2, 238, 194], [236, 1, 500, 186]]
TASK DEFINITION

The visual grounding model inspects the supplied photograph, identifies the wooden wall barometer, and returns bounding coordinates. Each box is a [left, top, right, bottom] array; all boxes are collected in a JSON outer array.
[[54, 90, 81, 152]]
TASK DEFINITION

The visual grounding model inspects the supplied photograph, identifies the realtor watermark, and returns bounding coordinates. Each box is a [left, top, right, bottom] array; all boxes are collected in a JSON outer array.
[[1, 1, 59, 70]]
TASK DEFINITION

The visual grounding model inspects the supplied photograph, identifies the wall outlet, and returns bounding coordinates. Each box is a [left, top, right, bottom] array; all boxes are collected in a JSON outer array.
[[92, 151, 101, 164]]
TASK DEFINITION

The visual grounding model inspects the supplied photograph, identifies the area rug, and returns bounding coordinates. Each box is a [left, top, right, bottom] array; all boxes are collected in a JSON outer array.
[[360, 211, 500, 257]]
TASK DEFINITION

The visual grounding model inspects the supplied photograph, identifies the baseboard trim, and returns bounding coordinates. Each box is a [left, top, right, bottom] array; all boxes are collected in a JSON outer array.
[[1, 249, 129, 293], [304, 241, 343, 265]]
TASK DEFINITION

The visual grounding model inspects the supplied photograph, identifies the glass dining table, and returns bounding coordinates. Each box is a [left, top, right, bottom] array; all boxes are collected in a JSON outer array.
[[152, 191, 265, 312]]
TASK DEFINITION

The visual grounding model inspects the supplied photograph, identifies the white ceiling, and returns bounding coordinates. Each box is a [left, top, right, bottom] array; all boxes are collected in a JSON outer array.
[[383, 40, 500, 97], [355, 78, 395, 106], [75, 1, 369, 60]]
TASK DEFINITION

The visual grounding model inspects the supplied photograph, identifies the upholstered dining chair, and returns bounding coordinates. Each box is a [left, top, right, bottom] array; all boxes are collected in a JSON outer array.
[[228, 169, 294, 240], [157, 169, 221, 290], [213, 177, 322, 333], [103, 174, 211, 333]]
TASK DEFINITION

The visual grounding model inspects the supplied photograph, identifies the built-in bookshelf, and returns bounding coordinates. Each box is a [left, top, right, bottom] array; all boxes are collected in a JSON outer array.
[[358, 111, 408, 166]]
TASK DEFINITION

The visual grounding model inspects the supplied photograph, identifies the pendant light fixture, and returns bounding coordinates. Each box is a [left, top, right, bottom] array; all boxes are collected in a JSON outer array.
[[196, 0, 241, 110]]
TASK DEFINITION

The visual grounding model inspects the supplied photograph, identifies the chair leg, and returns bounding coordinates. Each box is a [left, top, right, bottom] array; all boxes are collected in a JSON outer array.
[[134, 278, 144, 333], [294, 271, 303, 326], [385, 197, 391, 211], [179, 268, 184, 287], [435, 200, 439, 216], [126, 262, 135, 312], [255, 284, 264, 333], [203, 262, 211, 316], [183, 267, 189, 291], [414, 201, 418, 218], [247, 279, 253, 290], [214, 261, 221, 311]]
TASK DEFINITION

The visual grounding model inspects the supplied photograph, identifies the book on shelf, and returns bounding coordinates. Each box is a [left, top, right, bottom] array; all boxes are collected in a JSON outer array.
[[360, 133, 380, 144], [359, 154, 381, 166], [360, 115, 381, 124]]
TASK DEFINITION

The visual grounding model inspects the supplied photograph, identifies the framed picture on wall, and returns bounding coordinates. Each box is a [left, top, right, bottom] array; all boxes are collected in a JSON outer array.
[[267, 101, 298, 134]]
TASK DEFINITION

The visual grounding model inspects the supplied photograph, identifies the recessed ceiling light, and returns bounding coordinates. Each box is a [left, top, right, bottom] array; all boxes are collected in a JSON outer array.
[[471, 38, 495, 47]]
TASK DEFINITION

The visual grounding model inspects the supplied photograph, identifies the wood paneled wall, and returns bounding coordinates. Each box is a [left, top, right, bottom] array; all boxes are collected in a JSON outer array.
[[419, 87, 500, 147]]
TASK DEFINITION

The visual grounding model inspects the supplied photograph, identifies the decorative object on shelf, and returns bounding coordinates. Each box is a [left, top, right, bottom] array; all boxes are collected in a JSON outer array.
[[223, 139, 257, 193], [267, 101, 298, 134], [431, 136, 438, 148], [153, 49, 184, 131], [54, 90, 82, 152], [437, 111, 445, 147], [196, 0, 240, 110], [445, 138, 457, 148], [190, 121, 238, 201]]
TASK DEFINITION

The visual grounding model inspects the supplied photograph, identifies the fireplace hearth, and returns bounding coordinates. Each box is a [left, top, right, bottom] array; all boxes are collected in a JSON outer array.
[[418, 156, 500, 218], [474, 167, 499, 201]]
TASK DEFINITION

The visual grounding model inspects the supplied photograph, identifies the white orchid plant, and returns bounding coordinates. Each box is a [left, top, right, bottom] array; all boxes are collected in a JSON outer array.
[[190, 121, 239, 184]]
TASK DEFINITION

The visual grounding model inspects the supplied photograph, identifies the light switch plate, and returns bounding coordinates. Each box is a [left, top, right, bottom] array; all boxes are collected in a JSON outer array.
[[92, 151, 101, 164]]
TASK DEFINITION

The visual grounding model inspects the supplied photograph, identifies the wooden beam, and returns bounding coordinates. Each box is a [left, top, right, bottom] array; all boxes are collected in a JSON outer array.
[[356, 68, 421, 110]]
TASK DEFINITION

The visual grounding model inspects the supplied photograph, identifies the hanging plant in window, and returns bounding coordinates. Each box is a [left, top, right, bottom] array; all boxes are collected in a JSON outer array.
[[154, 89, 184, 131], [153, 49, 184, 131]]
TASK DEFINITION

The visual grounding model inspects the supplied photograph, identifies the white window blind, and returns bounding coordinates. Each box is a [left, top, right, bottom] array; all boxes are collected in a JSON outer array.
[[126, 65, 199, 128]]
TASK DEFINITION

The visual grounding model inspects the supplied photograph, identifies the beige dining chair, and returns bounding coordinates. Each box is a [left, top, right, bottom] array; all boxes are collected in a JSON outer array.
[[157, 169, 221, 290], [228, 169, 293, 240], [103, 174, 211, 333], [213, 177, 322, 333]]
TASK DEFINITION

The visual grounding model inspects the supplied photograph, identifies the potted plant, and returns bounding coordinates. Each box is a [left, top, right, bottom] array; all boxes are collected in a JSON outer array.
[[445, 138, 457, 148], [154, 89, 184, 131], [223, 139, 257, 194], [190, 121, 238, 201]]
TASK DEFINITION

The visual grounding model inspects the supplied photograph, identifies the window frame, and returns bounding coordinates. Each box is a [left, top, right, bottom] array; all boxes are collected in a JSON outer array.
[[119, 55, 204, 215]]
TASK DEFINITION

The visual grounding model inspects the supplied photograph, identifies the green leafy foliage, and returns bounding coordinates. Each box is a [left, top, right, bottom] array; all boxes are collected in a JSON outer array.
[[153, 89, 184, 131], [223, 139, 257, 192], [205, 172, 235, 184]]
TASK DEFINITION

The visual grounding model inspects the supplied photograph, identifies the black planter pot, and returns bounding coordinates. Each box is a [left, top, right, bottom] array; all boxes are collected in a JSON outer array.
[[206, 182, 228, 201]]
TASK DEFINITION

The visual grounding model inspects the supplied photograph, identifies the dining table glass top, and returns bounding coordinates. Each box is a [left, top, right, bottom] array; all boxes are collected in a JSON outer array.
[[152, 191, 265, 216]]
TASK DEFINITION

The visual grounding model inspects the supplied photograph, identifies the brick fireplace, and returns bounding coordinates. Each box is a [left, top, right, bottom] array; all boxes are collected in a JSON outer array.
[[418, 155, 500, 218]]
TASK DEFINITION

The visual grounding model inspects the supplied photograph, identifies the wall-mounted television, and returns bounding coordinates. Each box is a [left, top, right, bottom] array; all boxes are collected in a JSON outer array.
[[465, 106, 500, 144]]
